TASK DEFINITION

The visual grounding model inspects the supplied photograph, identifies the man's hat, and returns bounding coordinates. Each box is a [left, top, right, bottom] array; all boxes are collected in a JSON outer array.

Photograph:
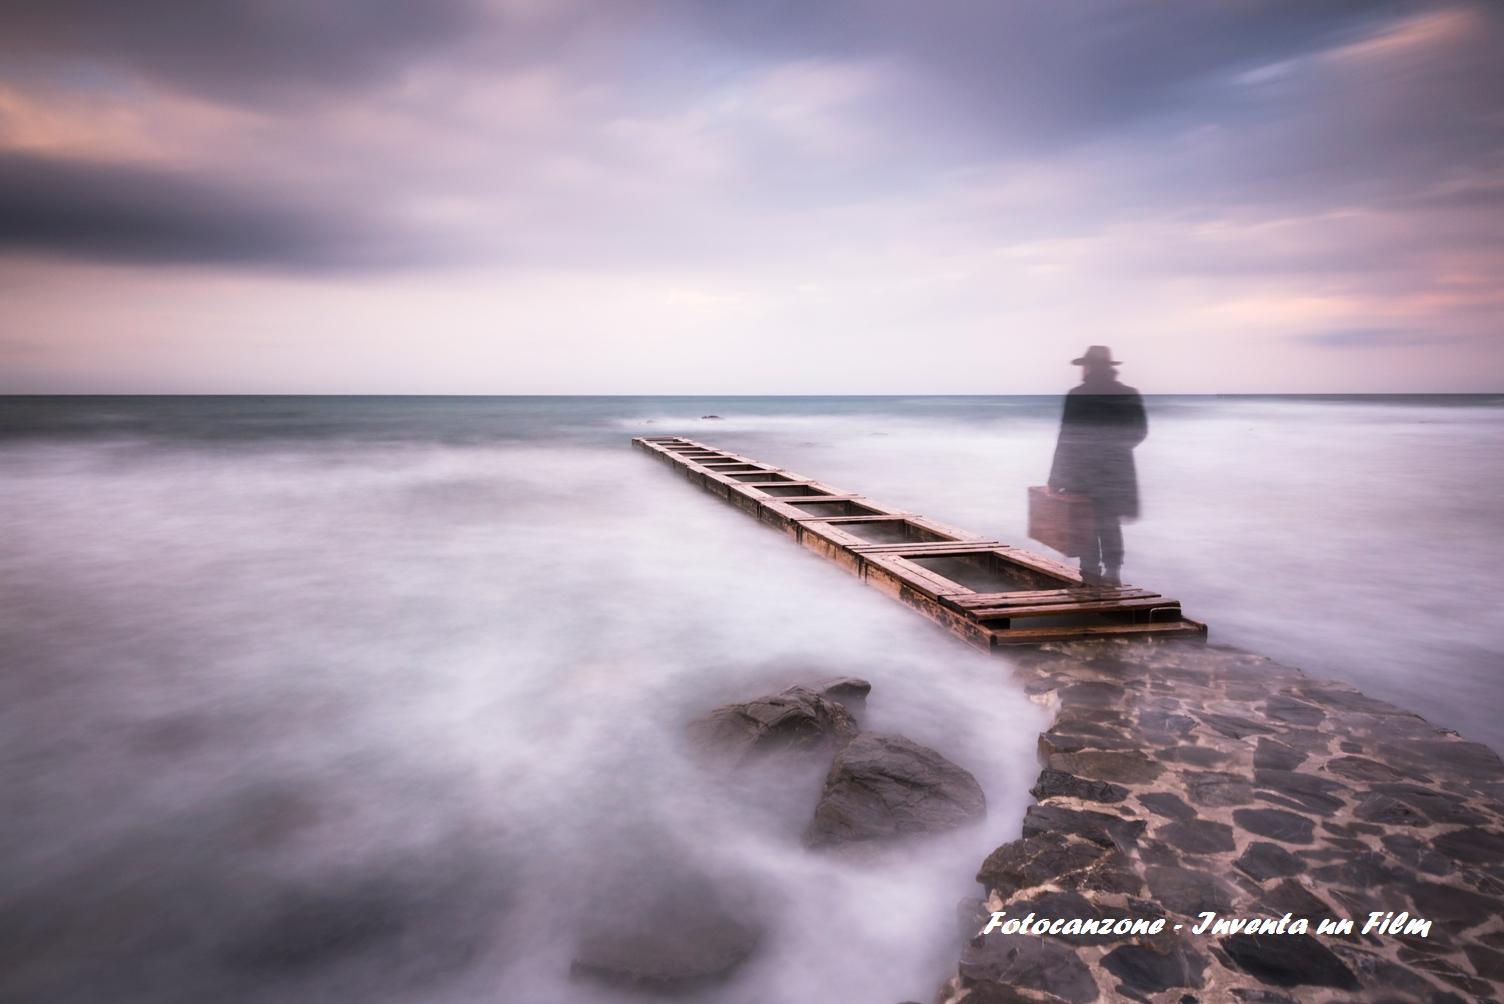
[[1071, 345, 1120, 366]]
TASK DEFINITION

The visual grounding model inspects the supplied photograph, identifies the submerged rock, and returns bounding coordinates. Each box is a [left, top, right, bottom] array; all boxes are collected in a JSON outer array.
[[571, 872, 761, 993], [687, 685, 857, 765], [804, 733, 985, 848]]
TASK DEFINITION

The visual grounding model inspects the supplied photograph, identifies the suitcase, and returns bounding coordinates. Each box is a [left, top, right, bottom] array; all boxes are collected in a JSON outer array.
[[1027, 486, 1094, 557]]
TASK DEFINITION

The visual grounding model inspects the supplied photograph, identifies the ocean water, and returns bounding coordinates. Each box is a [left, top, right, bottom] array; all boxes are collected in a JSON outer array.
[[1, 394, 1500, 1003]]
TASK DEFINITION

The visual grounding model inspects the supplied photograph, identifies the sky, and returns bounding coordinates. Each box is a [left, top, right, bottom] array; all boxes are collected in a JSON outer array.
[[0, 0, 1501, 394]]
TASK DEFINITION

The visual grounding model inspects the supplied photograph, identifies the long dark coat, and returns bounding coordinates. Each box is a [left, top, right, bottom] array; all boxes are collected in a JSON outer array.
[[1047, 380, 1147, 519]]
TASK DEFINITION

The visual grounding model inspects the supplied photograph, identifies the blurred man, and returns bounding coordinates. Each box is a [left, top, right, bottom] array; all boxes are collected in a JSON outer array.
[[1047, 346, 1147, 586]]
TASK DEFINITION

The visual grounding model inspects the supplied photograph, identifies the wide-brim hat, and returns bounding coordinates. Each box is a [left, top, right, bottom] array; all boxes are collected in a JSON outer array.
[[1071, 345, 1120, 366]]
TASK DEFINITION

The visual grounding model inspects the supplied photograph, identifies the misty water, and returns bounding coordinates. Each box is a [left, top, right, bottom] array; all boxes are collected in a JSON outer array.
[[2, 395, 1501, 1003]]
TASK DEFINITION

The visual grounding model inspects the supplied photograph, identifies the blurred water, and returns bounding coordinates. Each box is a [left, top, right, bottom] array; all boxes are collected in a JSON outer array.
[[1, 394, 1500, 1003]]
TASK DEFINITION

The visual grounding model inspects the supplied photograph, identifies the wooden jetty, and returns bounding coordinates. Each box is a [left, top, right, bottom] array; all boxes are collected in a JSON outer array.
[[632, 436, 1206, 647]]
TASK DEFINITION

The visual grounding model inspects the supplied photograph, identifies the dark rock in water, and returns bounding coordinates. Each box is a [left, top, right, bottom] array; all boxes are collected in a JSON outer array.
[[960, 932, 1099, 1004], [813, 676, 872, 711], [700, 414, 723, 419], [804, 733, 985, 847], [1218, 933, 1359, 990], [1030, 768, 1129, 803], [1234, 842, 1306, 881], [571, 873, 760, 992], [1102, 940, 1207, 992], [223, 881, 409, 972], [1022, 804, 1145, 852], [1232, 808, 1315, 845], [688, 685, 856, 765]]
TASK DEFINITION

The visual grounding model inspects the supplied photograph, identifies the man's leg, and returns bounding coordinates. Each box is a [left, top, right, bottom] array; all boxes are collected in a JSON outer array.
[[1099, 515, 1124, 585], [1078, 509, 1103, 584]]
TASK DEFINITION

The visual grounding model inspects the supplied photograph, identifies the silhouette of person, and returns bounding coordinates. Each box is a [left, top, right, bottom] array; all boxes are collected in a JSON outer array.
[[1047, 346, 1147, 586]]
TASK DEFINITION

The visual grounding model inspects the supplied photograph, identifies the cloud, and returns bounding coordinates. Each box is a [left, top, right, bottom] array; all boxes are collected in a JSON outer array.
[[0, 152, 444, 268]]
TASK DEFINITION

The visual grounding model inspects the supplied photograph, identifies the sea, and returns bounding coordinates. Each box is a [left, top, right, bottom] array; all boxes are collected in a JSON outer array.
[[2, 394, 1500, 1003]]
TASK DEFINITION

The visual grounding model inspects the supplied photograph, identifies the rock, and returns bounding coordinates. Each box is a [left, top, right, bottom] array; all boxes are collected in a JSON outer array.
[[1139, 792, 1197, 821], [1102, 941, 1207, 992], [1409, 881, 1498, 927], [1256, 879, 1339, 926], [1431, 826, 1504, 865], [1198, 712, 1276, 739], [1155, 745, 1232, 767], [688, 686, 856, 765], [1379, 739, 1503, 780], [571, 873, 760, 992], [1046, 750, 1163, 784], [1030, 769, 1129, 803], [1307, 851, 1410, 889], [804, 733, 985, 847], [1232, 808, 1315, 845], [1322, 755, 1406, 783], [1183, 771, 1255, 808], [1156, 819, 1236, 855], [1218, 934, 1358, 990], [1250, 770, 1346, 815], [1262, 695, 1325, 727], [700, 414, 723, 419], [1252, 739, 1306, 772], [1139, 709, 1196, 734], [1234, 842, 1306, 881], [1352, 793, 1427, 827], [977, 832, 1112, 897], [1379, 833, 1451, 875], [1144, 866, 1235, 917], [813, 676, 871, 709], [1022, 804, 1146, 852], [960, 932, 1099, 1004], [1229, 991, 1299, 1004], [1370, 783, 1485, 825]]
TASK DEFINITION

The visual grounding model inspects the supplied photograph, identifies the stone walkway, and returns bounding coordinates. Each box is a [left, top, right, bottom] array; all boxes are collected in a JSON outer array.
[[942, 640, 1504, 1004]]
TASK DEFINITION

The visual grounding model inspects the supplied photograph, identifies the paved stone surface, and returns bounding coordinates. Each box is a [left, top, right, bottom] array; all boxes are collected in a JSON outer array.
[[941, 640, 1504, 1004]]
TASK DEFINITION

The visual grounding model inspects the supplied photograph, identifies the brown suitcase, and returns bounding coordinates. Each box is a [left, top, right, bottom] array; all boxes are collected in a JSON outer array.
[[1028, 486, 1094, 557]]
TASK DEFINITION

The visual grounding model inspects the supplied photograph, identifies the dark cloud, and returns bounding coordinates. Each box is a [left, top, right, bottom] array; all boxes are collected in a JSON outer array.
[[0, 0, 487, 103], [0, 153, 431, 269]]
